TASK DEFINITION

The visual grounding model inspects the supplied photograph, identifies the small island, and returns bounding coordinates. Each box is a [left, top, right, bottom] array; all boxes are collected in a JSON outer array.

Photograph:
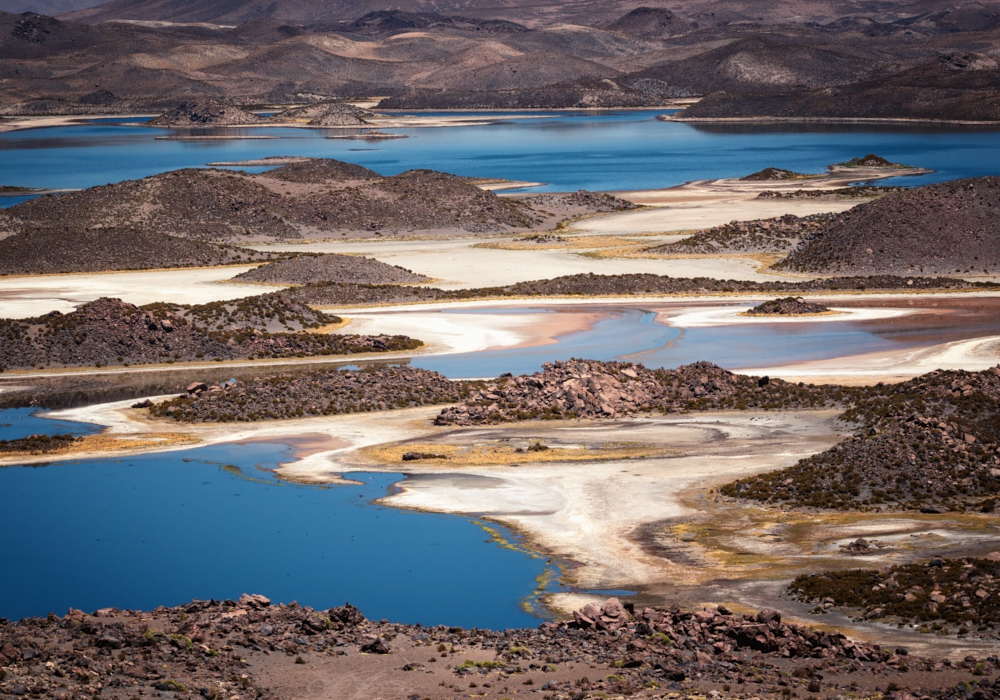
[[744, 296, 834, 316], [834, 153, 909, 169], [740, 167, 815, 181]]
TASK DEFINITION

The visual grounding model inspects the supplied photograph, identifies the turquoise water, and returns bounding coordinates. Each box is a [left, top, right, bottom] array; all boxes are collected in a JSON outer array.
[[1, 111, 999, 196], [0, 431, 557, 627]]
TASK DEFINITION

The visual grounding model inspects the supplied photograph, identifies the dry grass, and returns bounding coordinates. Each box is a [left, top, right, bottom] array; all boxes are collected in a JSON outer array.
[[365, 440, 667, 466], [581, 247, 788, 272]]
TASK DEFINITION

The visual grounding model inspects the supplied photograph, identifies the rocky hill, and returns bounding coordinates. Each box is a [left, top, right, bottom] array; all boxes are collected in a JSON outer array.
[[740, 167, 811, 181], [721, 366, 1000, 512], [678, 52, 1000, 122], [233, 253, 428, 285], [0, 226, 273, 276], [0, 297, 419, 370], [604, 6, 691, 37], [0, 160, 537, 243], [776, 177, 1000, 275], [147, 101, 268, 127]]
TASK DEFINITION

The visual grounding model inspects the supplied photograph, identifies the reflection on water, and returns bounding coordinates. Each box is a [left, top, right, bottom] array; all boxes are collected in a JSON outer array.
[[2, 111, 1000, 192], [413, 304, 999, 378], [0, 436, 556, 628]]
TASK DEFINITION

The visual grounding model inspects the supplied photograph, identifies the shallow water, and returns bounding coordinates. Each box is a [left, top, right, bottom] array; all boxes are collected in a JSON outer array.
[[411, 304, 995, 378], [1, 111, 999, 196], [0, 432, 556, 627]]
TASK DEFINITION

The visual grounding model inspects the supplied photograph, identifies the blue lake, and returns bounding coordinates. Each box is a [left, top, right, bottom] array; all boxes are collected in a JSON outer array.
[[0, 428, 557, 628], [412, 305, 963, 379], [0, 407, 101, 441], [1, 111, 999, 196]]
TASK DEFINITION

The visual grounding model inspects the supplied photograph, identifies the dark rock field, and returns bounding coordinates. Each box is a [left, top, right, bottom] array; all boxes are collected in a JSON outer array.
[[232, 254, 428, 286]]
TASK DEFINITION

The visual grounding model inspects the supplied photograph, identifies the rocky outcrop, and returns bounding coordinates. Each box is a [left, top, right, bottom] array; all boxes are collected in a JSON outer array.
[[434, 359, 838, 425], [274, 102, 376, 126], [746, 297, 831, 315], [148, 101, 268, 127]]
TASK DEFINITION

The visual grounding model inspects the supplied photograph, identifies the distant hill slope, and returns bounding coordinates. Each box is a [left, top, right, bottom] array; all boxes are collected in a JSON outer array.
[[62, 0, 982, 27], [0, 0, 101, 13], [604, 6, 691, 37], [678, 52, 1000, 121], [775, 177, 1000, 276], [627, 36, 888, 94]]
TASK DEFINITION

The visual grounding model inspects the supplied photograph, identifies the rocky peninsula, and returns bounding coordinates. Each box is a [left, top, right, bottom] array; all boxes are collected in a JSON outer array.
[[0, 297, 419, 371]]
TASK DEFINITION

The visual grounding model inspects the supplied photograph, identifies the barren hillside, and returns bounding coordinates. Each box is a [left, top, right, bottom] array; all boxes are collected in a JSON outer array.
[[776, 176, 1000, 275]]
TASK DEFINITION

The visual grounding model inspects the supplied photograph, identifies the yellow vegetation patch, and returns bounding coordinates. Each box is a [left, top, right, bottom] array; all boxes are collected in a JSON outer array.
[[659, 488, 1000, 583], [309, 318, 351, 333], [365, 440, 667, 466]]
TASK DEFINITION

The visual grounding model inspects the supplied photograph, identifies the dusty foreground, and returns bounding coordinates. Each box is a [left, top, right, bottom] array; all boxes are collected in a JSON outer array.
[[29, 401, 1000, 657], [2, 593, 998, 700]]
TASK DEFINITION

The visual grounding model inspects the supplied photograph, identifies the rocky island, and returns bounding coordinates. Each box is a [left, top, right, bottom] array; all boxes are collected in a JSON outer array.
[[745, 297, 833, 316]]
